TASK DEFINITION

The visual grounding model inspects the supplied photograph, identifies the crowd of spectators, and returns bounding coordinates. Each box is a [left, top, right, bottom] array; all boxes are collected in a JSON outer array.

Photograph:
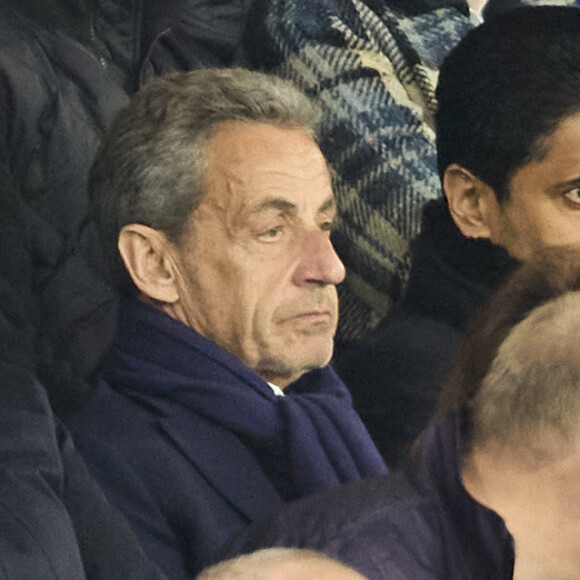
[[0, 0, 579, 578]]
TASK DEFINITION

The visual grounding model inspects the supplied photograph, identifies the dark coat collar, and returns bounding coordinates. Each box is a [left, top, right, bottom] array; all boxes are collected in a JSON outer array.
[[400, 199, 520, 330]]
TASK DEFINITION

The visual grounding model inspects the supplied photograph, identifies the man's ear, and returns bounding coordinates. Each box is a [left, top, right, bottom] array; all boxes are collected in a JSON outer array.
[[443, 164, 497, 239], [118, 224, 180, 303]]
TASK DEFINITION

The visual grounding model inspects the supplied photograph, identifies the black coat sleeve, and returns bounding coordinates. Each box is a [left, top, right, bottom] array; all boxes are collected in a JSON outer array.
[[0, 141, 168, 580]]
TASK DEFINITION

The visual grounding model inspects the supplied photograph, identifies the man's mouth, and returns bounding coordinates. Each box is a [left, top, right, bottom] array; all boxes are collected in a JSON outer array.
[[280, 310, 333, 325]]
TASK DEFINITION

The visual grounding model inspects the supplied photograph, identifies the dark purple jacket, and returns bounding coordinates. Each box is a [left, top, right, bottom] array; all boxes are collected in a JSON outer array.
[[221, 409, 515, 579]]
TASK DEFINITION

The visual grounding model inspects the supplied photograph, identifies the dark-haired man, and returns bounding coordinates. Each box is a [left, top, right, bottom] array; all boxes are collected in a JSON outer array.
[[222, 246, 580, 579], [335, 5, 580, 466]]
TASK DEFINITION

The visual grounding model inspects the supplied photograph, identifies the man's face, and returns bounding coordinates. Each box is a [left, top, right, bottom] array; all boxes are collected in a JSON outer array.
[[486, 112, 580, 260], [169, 122, 345, 388]]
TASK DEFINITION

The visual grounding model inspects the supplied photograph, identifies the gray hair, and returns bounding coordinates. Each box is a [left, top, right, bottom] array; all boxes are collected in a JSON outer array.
[[196, 548, 358, 580], [89, 68, 322, 295], [471, 290, 580, 460]]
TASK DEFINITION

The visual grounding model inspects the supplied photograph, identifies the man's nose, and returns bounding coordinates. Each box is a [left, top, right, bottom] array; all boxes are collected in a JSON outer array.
[[292, 230, 346, 286]]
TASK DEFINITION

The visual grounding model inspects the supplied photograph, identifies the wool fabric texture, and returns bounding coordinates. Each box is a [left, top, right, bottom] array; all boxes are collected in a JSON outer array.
[[105, 300, 387, 496]]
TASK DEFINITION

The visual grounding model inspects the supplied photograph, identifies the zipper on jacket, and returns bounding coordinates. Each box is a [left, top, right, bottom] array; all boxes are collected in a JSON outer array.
[[89, 17, 109, 71]]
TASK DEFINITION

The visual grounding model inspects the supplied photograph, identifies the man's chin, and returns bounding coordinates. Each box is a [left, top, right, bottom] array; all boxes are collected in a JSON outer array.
[[287, 341, 335, 375], [257, 339, 334, 387]]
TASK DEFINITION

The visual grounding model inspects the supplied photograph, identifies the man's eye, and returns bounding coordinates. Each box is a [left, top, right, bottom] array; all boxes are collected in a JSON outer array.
[[320, 219, 337, 232], [258, 226, 283, 241], [564, 188, 580, 205]]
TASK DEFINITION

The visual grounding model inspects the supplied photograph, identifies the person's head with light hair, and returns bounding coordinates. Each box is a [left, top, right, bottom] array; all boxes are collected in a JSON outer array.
[[435, 246, 580, 579], [470, 289, 580, 460], [195, 548, 367, 580]]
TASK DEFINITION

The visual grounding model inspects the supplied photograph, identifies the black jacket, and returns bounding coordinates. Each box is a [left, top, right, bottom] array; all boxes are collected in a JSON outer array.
[[0, 0, 249, 575], [0, 159, 167, 579], [334, 199, 518, 467]]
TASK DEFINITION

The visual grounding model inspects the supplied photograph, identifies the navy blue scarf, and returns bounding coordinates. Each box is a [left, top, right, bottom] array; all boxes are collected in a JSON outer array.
[[105, 301, 386, 498]]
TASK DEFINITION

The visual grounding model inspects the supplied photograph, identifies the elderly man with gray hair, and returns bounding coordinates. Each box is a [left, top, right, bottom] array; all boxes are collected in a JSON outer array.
[[67, 68, 386, 580]]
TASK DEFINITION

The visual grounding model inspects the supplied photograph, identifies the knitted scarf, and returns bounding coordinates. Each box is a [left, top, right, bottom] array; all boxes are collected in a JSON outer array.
[[104, 301, 387, 497]]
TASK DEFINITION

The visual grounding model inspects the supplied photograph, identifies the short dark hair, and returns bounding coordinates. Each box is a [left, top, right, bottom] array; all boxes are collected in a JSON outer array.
[[90, 68, 321, 296], [436, 6, 580, 202]]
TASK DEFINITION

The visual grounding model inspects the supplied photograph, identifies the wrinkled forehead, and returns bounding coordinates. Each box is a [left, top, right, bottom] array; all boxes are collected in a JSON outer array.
[[204, 120, 328, 172], [200, 121, 334, 211]]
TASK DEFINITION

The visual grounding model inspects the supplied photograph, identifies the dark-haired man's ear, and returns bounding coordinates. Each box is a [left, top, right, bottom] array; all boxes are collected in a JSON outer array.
[[443, 164, 499, 240], [118, 224, 180, 303]]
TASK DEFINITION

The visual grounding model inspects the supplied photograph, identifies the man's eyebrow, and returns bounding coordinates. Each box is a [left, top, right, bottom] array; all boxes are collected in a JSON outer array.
[[549, 176, 580, 194], [248, 196, 336, 215], [250, 198, 296, 214]]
